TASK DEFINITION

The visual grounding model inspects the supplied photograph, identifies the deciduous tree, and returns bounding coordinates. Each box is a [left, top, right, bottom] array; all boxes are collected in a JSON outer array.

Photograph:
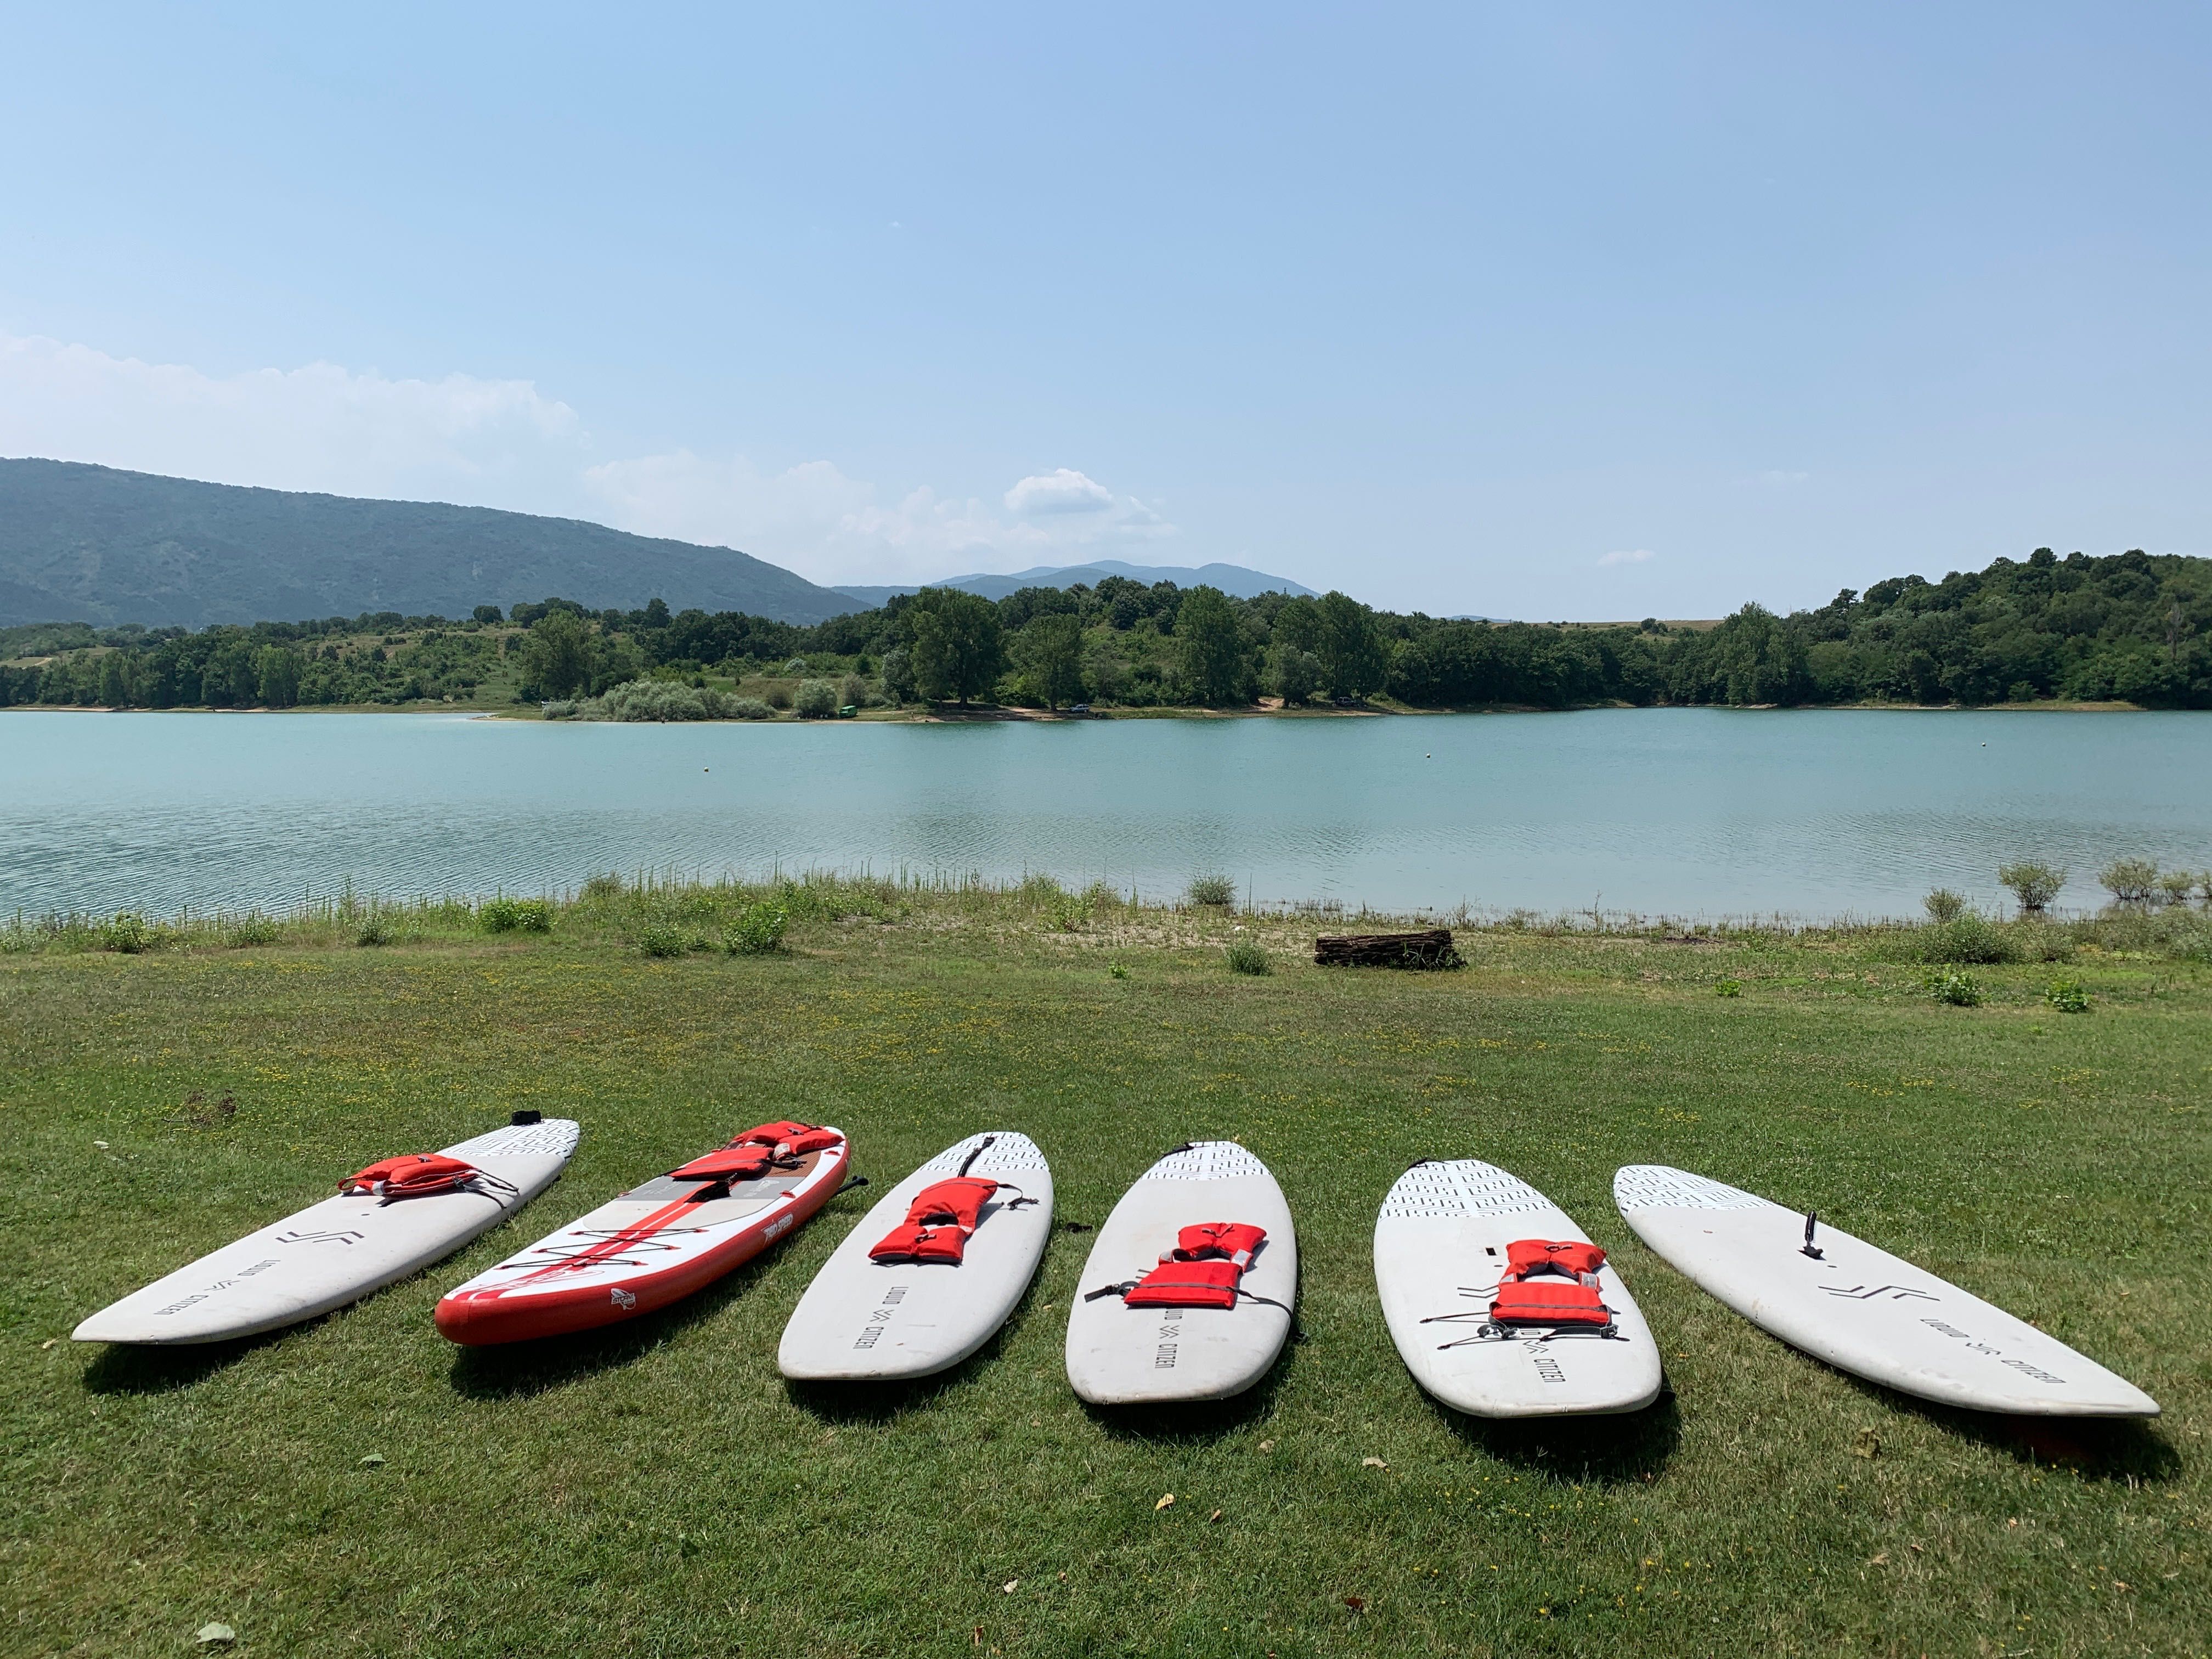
[[907, 588, 1006, 706], [1014, 613, 1087, 709], [1266, 641, 1321, 707], [255, 645, 302, 708], [1176, 585, 1251, 705], [1314, 591, 1387, 697], [522, 610, 594, 698]]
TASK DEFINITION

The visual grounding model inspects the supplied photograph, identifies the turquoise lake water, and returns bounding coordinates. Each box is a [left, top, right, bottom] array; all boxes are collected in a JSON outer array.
[[3, 708, 2208, 920]]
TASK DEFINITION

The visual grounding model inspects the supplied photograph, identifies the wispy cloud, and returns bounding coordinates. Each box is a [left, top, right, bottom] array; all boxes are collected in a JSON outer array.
[[0, 331, 583, 503], [0, 331, 1176, 584], [1597, 548, 1655, 567]]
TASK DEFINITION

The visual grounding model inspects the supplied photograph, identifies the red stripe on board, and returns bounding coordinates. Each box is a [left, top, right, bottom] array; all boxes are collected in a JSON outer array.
[[503, 1190, 713, 1289]]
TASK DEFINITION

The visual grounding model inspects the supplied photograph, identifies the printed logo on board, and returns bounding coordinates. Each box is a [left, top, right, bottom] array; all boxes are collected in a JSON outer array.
[[1820, 1284, 1938, 1302], [610, 1288, 637, 1309]]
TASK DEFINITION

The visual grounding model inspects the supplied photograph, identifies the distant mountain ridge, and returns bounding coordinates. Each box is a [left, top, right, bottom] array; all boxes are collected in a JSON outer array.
[[832, 558, 1317, 607], [0, 458, 864, 628]]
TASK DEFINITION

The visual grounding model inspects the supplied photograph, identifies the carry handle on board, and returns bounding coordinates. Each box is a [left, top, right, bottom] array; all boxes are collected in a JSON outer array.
[[957, 1136, 997, 1178]]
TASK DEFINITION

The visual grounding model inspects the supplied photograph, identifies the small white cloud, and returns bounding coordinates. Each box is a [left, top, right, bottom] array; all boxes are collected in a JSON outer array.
[[1004, 468, 1116, 516], [1598, 548, 1655, 567], [1760, 470, 1810, 486]]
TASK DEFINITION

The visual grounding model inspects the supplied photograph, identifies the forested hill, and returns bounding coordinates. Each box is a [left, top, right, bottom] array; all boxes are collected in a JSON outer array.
[[0, 458, 861, 627], [3, 546, 2207, 712]]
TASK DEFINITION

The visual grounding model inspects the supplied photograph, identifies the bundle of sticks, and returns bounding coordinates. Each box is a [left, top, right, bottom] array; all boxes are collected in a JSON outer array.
[[1312, 928, 1465, 970]]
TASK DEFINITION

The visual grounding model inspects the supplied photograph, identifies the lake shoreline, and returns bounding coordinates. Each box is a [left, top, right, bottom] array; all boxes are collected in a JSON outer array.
[[0, 695, 2159, 720]]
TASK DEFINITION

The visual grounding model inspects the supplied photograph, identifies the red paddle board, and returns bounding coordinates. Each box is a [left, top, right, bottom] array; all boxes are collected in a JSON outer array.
[[436, 1122, 848, 1344]]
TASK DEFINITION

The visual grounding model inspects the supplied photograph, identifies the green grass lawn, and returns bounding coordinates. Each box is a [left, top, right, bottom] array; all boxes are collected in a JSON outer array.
[[4, 893, 2208, 1656]]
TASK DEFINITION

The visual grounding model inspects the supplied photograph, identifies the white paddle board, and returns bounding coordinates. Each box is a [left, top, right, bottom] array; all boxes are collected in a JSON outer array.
[[73, 1114, 581, 1345], [779, 1131, 1054, 1381], [1065, 1141, 1296, 1406], [1375, 1159, 1661, 1418], [1615, 1165, 2159, 1418]]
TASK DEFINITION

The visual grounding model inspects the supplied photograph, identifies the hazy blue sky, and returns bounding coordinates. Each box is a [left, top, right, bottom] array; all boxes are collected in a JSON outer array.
[[3, 3, 2207, 617]]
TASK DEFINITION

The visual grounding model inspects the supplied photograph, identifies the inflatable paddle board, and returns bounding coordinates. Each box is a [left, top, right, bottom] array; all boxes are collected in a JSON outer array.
[[74, 1112, 580, 1345], [1065, 1141, 1296, 1405], [1616, 1165, 2159, 1418], [1375, 1159, 1661, 1418], [779, 1131, 1053, 1381], [436, 1120, 849, 1345]]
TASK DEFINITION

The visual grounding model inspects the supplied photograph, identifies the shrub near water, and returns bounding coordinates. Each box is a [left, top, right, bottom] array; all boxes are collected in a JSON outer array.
[[578, 678, 733, 722], [479, 897, 552, 934], [721, 903, 788, 956], [1911, 911, 2019, 964], [1997, 860, 2067, 913], [2101, 856, 2161, 907], [1224, 936, 1270, 975], [1188, 873, 1237, 907], [98, 911, 151, 953], [1922, 888, 1966, 923], [224, 912, 280, 946]]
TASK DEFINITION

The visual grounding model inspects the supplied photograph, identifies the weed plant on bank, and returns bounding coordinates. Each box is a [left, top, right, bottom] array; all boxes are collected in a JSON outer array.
[[3, 873, 2209, 1656]]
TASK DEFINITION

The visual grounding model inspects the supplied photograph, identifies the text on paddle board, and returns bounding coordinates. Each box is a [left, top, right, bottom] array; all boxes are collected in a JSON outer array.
[[855, 1285, 909, 1350], [154, 1257, 280, 1316], [1920, 1317, 2066, 1384]]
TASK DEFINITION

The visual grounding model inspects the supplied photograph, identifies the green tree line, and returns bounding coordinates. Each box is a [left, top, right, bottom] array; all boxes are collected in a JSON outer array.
[[4, 548, 2208, 712]]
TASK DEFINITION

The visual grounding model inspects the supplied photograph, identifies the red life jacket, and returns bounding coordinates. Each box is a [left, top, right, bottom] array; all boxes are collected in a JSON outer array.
[[1490, 1238, 1612, 1328], [733, 1121, 844, 1156], [668, 1145, 777, 1183], [340, 1153, 483, 1201], [670, 1121, 845, 1183], [1123, 1222, 1268, 1310], [869, 1177, 1001, 1265]]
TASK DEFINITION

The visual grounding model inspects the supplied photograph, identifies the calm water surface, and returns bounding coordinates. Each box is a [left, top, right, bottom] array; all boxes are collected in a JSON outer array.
[[3, 708, 2207, 919]]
